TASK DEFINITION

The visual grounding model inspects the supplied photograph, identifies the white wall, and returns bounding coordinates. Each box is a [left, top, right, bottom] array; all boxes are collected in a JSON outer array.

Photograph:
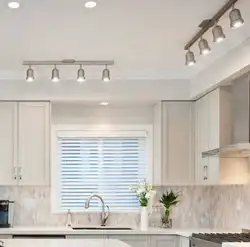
[[52, 103, 153, 125]]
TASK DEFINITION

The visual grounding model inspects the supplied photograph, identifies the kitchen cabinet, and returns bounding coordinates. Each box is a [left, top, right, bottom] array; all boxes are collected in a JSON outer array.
[[0, 103, 17, 185], [194, 87, 249, 185], [150, 235, 176, 247], [153, 101, 194, 185], [18, 102, 50, 186], [109, 235, 149, 247], [0, 101, 50, 186]]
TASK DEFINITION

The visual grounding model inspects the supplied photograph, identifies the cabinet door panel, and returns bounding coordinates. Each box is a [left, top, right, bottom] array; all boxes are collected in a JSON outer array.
[[109, 235, 149, 247], [18, 102, 50, 186], [150, 236, 175, 247], [0, 102, 17, 185], [162, 102, 194, 185]]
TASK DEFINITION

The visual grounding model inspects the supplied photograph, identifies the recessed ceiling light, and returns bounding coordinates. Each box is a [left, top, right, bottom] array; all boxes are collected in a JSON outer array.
[[8, 1, 20, 9], [100, 102, 109, 106], [85, 1, 97, 9]]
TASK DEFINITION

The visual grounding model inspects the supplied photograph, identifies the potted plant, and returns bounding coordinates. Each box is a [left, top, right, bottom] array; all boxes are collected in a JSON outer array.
[[159, 190, 181, 228], [131, 180, 155, 230]]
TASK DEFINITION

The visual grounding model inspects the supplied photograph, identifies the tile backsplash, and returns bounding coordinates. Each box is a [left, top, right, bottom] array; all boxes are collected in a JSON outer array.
[[0, 185, 248, 229]]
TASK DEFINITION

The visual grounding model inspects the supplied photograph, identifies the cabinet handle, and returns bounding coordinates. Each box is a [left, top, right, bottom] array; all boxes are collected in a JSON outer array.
[[18, 167, 22, 180], [203, 165, 208, 180], [13, 167, 17, 180]]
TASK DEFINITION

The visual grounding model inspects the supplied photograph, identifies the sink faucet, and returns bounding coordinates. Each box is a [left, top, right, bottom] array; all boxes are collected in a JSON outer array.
[[84, 194, 109, 226]]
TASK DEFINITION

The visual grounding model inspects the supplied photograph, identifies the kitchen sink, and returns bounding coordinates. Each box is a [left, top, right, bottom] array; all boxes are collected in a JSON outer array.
[[72, 227, 132, 230]]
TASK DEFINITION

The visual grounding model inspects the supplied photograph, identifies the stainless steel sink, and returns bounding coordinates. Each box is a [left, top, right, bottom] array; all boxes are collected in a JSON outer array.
[[72, 227, 132, 230]]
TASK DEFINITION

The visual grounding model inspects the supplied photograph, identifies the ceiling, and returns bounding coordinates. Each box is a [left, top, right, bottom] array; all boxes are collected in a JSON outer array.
[[0, 0, 250, 102]]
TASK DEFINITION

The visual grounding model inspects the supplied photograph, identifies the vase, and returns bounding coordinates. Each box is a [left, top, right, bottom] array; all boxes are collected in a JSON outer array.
[[161, 209, 173, 228], [140, 206, 148, 231]]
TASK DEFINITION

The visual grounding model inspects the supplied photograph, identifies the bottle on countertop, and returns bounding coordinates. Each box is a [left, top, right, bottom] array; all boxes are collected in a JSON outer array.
[[65, 209, 72, 227]]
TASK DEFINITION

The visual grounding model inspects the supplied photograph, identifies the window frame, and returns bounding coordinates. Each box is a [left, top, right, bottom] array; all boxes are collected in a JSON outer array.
[[51, 124, 153, 213]]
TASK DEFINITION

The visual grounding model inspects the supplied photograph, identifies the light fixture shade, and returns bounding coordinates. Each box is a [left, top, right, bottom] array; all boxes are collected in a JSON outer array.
[[51, 66, 60, 82], [8, 1, 20, 9], [102, 67, 110, 82], [185, 50, 196, 66], [26, 67, 35, 82], [212, 25, 226, 43], [77, 66, 86, 82], [230, 8, 244, 29], [199, 38, 211, 55]]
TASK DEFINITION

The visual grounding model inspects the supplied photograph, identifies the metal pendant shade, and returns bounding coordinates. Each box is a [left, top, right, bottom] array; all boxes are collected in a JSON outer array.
[[51, 66, 60, 82], [212, 25, 226, 43], [26, 66, 35, 82], [102, 66, 111, 82], [77, 66, 86, 82], [185, 50, 196, 66], [229, 8, 244, 29], [198, 38, 211, 55]]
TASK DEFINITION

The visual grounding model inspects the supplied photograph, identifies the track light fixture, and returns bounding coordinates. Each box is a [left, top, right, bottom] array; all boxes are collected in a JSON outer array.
[[184, 0, 244, 66], [185, 50, 196, 66], [212, 25, 226, 43], [102, 65, 111, 82], [51, 65, 60, 82], [77, 65, 85, 83], [23, 60, 114, 82], [229, 5, 244, 29], [26, 65, 35, 82], [199, 38, 211, 55]]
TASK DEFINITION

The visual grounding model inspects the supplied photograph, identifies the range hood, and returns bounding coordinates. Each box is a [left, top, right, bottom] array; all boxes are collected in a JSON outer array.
[[202, 74, 250, 158]]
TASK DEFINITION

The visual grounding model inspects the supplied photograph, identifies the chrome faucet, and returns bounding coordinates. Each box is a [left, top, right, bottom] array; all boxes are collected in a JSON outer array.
[[84, 194, 109, 226]]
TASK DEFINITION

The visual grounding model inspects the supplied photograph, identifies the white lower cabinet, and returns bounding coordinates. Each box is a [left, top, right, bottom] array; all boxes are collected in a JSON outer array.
[[150, 235, 176, 247], [66, 235, 106, 239], [108, 235, 149, 247]]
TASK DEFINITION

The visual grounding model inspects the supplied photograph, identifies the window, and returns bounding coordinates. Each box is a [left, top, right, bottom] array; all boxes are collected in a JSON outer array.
[[52, 128, 150, 212]]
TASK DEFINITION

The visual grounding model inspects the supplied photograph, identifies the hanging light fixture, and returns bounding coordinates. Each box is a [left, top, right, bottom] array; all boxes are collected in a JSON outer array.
[[102, 65, 110, 82], [198, 38, 211, 55], [229, 5, 244, 29], [26, 65, 35, 82], [51, 65, 60, 82], [77, 65, 86, 83], [185, 50, 196, 66], [212, 24, 226, 43]]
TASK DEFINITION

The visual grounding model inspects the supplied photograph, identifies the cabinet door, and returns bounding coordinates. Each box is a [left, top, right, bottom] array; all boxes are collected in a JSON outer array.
[[18, 102, 50, 186], [150, 236, 175, 247], [109, 235, 149, 247], [162, 102, 194, 185], [0, 102, 17, 185]]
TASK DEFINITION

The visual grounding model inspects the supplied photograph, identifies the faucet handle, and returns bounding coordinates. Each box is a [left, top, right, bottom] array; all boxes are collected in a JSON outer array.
[[103, 205, 109, 226]]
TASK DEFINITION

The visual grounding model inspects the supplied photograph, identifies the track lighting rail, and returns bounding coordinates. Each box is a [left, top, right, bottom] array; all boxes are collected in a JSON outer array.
[[184, 0, 238, 50], [23, 60, 115, 66]]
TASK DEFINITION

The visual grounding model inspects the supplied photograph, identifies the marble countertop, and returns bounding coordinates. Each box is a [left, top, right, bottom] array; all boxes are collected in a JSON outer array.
[[0, 239, 130, 247], [223, 243, 250, 247], [0, 227, 241, 237]]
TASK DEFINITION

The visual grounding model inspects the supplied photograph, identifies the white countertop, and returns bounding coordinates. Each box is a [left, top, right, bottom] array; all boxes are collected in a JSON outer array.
[[223, 243, 250, 247], [0, 239, 130, 247], [0, 226, 241, 237]]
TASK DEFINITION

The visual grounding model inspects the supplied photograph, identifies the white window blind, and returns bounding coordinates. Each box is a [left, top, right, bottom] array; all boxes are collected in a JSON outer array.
[[57, 132, 146, 212]]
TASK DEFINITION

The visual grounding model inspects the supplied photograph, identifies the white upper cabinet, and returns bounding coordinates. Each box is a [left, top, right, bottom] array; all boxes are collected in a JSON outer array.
[[153, 101, 194, 185], [194, 88, 249, 185], [0, 103, 17, 185], [18, 102, 50, 186], [0, 102, 50, 186]]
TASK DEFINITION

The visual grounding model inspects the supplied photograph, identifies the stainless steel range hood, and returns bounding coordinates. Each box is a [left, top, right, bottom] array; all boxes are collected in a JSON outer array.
[[202, 74, 250, 158]]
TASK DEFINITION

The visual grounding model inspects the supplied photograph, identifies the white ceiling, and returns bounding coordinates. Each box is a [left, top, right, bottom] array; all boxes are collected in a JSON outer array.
[[0, 0, 250, 102]]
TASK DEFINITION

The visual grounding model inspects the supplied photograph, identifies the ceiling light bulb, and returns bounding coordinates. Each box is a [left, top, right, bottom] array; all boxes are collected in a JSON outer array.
[[100, 102, 109, 106], [77, 65, 86, 83], [212, 25, 226, 43], [26, 66, 35, 82], [229, 7, 244, 29], [8, 1, 20, 8], [102, 65, 111, 82], [85, 1, 97, 8], [198, 38, 211, 55], [185, 50, 196, 66], [51, 66, 60, 82]]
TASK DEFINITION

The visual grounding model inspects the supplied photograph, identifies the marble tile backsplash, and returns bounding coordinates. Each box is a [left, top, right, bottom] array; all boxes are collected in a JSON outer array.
[[0, 185, 249, 228]]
